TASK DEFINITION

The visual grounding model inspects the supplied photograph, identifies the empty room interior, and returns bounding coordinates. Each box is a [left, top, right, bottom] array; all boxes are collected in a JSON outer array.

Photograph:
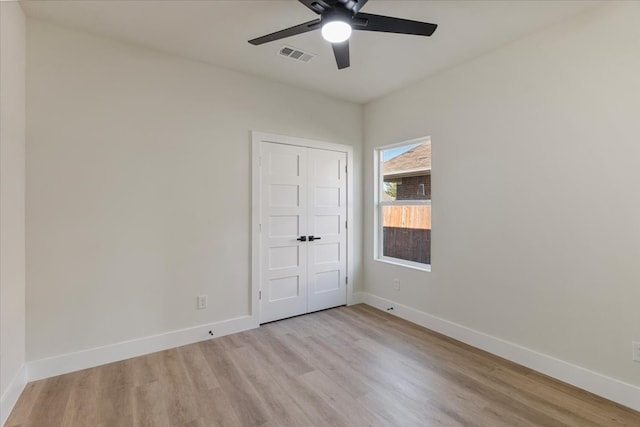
[[2, 0, 640, 425]]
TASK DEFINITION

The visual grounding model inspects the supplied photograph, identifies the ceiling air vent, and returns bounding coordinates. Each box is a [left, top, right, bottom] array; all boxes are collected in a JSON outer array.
[[278, 45, 315, 63]]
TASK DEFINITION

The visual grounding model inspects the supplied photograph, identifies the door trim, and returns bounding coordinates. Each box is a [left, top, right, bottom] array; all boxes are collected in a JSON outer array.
[[251, 131, 355, 324]]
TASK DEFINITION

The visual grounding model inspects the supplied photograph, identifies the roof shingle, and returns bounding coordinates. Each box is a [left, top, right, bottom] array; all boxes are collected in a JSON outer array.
[[383, 141, 431, 178]]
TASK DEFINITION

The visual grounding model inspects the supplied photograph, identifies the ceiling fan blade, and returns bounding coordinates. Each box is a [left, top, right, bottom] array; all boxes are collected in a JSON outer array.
[[353, 0, 369, 13], [353, 13, 437, 37], [248, 19, 321, 45], [332, 41, 350, 69]]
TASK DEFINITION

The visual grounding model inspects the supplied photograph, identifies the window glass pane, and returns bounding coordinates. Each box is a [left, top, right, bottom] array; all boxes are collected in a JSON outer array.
[[378, 139, 431, 267], [382, 205, 431, 264], [382, 142, 431, 201]]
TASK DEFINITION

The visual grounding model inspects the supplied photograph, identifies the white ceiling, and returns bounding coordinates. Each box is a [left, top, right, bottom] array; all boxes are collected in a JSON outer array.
[[21, 0, 602, 104]]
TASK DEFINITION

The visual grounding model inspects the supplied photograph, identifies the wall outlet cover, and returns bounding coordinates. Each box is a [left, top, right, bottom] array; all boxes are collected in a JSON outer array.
[[197, 295, 208, 310]]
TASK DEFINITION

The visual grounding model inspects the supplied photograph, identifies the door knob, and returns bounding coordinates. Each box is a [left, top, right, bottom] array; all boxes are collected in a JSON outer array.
[[308, 236, 322, 241], [296, 236, 307, 242]]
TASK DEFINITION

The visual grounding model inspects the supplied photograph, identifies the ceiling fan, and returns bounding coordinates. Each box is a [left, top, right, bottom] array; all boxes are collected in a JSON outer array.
[[248, 0, 437, 70]]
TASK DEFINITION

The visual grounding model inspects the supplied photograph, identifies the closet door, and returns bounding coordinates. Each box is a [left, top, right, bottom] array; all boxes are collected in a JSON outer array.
[[307, 149, 347, 313], [259, 142, 347, 323], [260, 143, 308, 324]]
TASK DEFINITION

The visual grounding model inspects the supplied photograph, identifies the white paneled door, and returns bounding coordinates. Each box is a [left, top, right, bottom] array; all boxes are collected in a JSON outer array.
[[259, 141, 347, 324]]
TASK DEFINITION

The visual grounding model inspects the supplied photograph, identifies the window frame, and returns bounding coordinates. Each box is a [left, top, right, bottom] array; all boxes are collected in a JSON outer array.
[[374, 137, 432, 272]]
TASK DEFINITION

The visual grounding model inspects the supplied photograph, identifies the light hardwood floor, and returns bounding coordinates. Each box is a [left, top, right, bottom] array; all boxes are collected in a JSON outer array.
[[7, 304, 640, 426]]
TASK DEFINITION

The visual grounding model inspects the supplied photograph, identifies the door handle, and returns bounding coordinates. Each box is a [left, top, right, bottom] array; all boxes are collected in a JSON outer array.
[[308, 236, 321, 241], [296, 236, 307, 242]]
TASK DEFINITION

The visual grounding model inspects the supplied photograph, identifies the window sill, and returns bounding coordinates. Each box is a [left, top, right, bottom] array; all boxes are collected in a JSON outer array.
[[375, 257, 431, 272]]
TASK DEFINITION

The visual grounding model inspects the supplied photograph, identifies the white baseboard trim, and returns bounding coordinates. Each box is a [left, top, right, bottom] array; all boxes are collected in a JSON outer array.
[[1, 363, 27, 427], [28, 315, 258, 382], [360, 292, 640, 412]]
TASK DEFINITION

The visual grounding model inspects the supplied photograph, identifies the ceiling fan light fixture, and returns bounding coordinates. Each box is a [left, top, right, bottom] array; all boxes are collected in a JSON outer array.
[[321, 20, 352, 43]]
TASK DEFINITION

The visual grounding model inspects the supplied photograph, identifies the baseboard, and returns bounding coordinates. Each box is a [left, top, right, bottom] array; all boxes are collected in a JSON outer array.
[[360, 292, 640, 412], [28, 315, 258, 382], [1, 363, 27, 427]]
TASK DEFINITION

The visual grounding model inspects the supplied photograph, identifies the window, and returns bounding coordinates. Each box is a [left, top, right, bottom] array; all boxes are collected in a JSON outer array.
[[375, 138, 431, 270]]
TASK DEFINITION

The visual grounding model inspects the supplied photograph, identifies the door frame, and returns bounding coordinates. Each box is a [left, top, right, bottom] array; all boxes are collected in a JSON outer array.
[[251, 131, 355, 324]]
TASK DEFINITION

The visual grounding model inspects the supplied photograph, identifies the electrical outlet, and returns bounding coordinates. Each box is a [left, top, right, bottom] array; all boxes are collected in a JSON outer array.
[[197, 295, 208, 310], [632, 341, 640, 362], [393, 278, 400, 291]]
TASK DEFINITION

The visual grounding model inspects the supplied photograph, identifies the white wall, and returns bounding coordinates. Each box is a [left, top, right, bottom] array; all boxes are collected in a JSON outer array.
[[0, 0, 27, 421], [26, 19, 362, 362], [364, 1, 640, 388]]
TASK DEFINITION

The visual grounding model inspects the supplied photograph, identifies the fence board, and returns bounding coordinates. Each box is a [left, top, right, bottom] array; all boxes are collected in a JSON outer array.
[[383, 205, 431, 230]]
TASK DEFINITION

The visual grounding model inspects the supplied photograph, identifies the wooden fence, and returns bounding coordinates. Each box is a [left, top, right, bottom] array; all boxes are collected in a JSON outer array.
[[382, 205, 431, 264], [383, 205, 431, 230], [383, 228, 431, 264]]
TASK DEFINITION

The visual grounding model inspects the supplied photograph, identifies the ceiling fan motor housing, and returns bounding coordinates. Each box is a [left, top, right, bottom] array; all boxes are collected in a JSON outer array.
[[321, 6, 354, 25]]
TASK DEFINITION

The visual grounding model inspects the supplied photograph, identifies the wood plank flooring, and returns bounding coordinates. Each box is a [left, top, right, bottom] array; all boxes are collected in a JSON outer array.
[[7, 304, 640, 426]]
